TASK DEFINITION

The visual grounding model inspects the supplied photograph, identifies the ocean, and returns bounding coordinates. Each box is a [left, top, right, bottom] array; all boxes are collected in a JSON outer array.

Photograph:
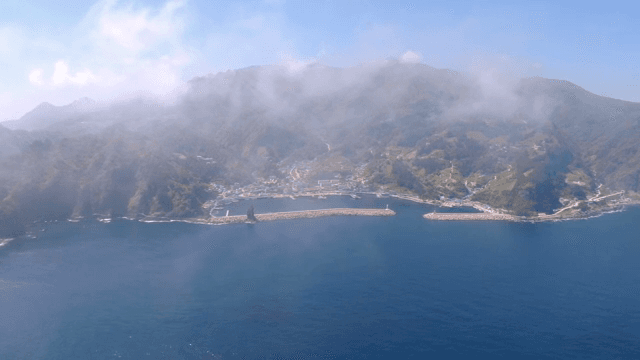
[[1, 195, 639, 359]]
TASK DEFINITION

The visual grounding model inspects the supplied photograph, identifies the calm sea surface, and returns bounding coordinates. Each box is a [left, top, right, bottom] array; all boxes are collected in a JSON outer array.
[[1, 195, 639, 359]]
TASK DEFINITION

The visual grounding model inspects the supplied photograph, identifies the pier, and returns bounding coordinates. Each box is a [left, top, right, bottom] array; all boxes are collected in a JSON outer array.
[[423, 212, 518, 221], [208, 208, 395, 224]]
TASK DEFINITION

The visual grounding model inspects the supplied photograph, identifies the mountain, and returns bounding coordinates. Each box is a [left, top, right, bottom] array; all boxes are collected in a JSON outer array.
[[1, 97, 98, 131], [1, 62, 640, 237]]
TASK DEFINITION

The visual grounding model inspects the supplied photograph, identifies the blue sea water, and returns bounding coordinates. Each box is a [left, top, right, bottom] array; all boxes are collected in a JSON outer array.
[[1, 195, 639, 359]]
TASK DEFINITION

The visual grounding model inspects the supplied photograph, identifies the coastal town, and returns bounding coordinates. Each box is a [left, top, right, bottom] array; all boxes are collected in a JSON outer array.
[[199, 157, 637, 223], [204, 159, 373, 213]]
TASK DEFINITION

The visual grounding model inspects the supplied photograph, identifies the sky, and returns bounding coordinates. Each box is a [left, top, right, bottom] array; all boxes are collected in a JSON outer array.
[[0, 0, 638, 122]]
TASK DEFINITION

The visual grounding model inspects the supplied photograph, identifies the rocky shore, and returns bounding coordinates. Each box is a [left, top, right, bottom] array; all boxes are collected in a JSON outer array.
[[207, 208, 395, 224]]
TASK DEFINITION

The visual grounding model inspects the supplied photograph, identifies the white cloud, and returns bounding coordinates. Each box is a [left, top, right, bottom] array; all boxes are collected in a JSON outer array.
[[15, 0, 191, 102], [51, 62, 67, 85], [89, 0, 186, 54], [5, 0, 191, 108], [126, 52, 191, 94], [51, 61, 97, 86], [29, 69, 44, 85], [399, 50, 422, 64], [79, 0, 191, 95], [279, 53, 317, 74], [5, 0, 302, 119]]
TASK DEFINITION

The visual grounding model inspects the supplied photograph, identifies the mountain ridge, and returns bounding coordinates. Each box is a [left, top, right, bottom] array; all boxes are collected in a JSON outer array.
[[1, 63, 639, 237], [1, 97, 98, 131]]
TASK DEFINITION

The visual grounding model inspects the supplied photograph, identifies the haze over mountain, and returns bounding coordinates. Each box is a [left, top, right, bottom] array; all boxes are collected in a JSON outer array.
[[1, 97, 98, 131], [1, 60, 640, 237]]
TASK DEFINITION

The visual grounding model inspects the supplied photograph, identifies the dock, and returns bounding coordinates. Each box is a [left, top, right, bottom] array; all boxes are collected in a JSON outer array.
[[208, 208, 395, 224], [423, 212, 518, 221]]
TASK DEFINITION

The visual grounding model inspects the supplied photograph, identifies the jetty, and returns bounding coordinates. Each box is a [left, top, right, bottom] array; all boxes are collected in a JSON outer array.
[[208, 208, 395, 224], [423, 212, 518, 221]]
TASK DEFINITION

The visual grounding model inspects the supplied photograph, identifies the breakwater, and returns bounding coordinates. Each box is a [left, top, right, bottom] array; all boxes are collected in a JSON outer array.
[[208, 208, 395, 224], [423, 212, 518, 221]]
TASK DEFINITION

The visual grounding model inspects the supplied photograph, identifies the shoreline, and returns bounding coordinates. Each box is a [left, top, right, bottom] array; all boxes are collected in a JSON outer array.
[[420, 204, 635, 222], [6, 193, 635, 236], [181, 191, 640, 224], [374, 192, 637, 222]]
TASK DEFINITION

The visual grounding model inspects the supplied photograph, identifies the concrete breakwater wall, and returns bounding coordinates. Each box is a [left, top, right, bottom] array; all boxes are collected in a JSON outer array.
[[423, 212, 518, 221], [208, 208, 396, 224]]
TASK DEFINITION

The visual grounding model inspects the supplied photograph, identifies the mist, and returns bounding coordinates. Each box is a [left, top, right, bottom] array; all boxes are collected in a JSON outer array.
[[178, 58, 564, 133], [0, 54, 632, 138], [2, 56, 640, 237]]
